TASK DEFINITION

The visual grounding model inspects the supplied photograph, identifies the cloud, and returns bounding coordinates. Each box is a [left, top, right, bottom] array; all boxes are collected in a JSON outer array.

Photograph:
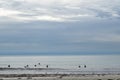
[[0, 19, 120, 54], [0, 0, 120, 55], [0, 0, 120, 22], [0, 8, 22, 17]]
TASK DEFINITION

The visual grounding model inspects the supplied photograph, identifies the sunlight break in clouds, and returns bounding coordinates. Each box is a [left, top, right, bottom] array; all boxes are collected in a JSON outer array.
[[0, 8, 22, 17], [0, 8, 64, 22]]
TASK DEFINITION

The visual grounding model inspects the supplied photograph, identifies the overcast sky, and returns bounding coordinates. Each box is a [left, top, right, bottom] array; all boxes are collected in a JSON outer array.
[[0, 0, 120, 55]]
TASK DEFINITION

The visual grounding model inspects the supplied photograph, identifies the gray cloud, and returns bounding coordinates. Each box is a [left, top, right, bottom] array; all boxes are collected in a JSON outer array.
[[0, 0, 120, 55], [0, 0, 120, 22], [0, 19, 120, 54]]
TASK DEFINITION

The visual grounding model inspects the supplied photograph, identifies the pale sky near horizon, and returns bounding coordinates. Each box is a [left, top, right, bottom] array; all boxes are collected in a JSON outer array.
[[0, 0, 120, 55]]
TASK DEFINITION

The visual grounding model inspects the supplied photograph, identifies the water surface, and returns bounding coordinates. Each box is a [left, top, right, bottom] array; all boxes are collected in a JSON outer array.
[[0, 55, 120, 74]]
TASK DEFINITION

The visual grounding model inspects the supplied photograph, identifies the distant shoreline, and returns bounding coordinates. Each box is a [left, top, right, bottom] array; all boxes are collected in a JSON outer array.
[[0, 67, 120, 75], [0, 73, 120, 77], [0, 68, 63, 70], [1, 68, 120, 80]]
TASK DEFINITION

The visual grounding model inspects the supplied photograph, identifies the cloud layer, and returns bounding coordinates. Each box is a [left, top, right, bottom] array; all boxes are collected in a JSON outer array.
[[0, 0, 120, 22], [0, 0, 120, 55]]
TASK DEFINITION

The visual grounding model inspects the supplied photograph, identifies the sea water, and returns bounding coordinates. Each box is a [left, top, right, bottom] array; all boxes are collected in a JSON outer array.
[[0, 55, 120, 74]]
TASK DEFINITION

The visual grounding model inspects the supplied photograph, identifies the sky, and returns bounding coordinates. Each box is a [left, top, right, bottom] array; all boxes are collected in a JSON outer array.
[[0, 0, 120, 55]]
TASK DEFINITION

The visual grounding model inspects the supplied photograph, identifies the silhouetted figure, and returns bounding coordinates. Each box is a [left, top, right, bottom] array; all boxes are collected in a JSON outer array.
[[34, 65, 37, 67], [26, 65, 29, 68], [38, 63, 40, 65], [84, 65, 86, 68], [8, 65, 10, 68], [78, 65, 81, 68], [46, 65, 48, 68]]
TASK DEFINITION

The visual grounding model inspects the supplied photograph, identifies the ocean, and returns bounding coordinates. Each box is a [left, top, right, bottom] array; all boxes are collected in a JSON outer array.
[[0, 55, 120, 74]]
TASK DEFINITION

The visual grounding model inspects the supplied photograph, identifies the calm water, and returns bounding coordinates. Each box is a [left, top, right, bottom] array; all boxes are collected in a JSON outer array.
[[0, 55, 120, 74]]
